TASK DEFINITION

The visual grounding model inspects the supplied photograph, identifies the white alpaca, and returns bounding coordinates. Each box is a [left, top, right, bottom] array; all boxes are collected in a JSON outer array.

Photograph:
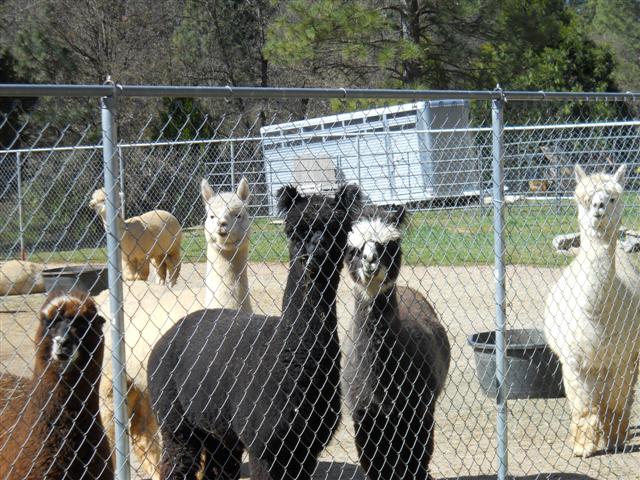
[[96, 178, 253, 480], [201, 177, 252, 312], [544, 164, 640, 458], [89, 188, 182, 286]]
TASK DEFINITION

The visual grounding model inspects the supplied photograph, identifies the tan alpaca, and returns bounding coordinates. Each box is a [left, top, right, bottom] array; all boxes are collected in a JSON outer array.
[[544, 165, 640, 458], [89, 188, 182, 286], [97, 178, 253, 480]]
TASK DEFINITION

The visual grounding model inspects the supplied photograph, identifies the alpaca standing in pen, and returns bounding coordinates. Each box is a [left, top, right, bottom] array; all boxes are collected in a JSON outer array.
[[89, 188, 182, 286], [147, 184, 362, 480], [98, 178, 254, 480], [201, 176, 253, 312], [342, 205, 451, 480], [544, 164, 640, 457], [0, 290, 113, 480]]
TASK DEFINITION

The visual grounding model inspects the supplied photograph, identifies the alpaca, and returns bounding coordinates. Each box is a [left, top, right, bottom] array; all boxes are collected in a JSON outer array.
[[201, 177, 252, 312], [342, 205, 451, 480], [97, 178, 254, 480], [544, 164, 640, 458], [0, 259, 45, 295], [89, 188, 183, 286], [0, 290, 113, 480], [147, 183, 362, 480]]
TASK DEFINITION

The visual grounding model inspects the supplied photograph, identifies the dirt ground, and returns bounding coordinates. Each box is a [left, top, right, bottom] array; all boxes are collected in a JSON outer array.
[[1, 261, 638, 480]]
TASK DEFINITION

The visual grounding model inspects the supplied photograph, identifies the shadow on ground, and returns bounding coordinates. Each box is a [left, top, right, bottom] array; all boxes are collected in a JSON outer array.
[[295, 461, 601, 480], [443, 475, 599, 480]]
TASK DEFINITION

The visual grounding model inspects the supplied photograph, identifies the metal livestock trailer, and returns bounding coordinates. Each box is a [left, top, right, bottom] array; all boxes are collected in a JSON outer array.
[[261, 100, 480, 213]]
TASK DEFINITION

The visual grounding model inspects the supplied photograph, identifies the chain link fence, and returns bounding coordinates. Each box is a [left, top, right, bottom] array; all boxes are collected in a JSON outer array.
[[0, 85, 639, 480]]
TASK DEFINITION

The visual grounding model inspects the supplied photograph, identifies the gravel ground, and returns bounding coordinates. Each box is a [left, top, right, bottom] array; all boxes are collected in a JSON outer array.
[[1, 261, 638, 480]]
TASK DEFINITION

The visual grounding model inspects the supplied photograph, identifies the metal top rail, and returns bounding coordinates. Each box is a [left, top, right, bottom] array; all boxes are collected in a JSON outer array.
[[1, 83, 640, 102]]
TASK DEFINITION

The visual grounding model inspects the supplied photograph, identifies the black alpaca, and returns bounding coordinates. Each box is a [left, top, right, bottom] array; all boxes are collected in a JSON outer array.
[[147, 184, 362, 480], [0, 290, 113, 480], [342, 206, 451, 480]]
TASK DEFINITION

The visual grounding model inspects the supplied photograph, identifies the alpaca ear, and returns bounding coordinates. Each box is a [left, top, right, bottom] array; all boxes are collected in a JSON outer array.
[[236, 177, 250, 202], [613, 164, 626, 186], [276, 185, 301, 213], [335, 184, 362, 212], [389, 205, 408, 227], [201, 178, 214, 203], [574, 164, 587, 183], [94, 315, 106, 327]]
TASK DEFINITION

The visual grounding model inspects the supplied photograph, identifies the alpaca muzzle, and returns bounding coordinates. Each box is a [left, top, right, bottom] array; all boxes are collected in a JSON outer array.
[[362, 260, 378, 277], [303, 231, 326, 268], [50, 325, 79, 363]]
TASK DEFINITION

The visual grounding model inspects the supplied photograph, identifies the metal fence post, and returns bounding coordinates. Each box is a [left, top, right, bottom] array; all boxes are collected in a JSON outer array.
[[118, 145, 126, 218], [230, 141, 235, 190], [16, 151, 25, 260], [101, 88, 132, 480], [492, 96, 508, 480]]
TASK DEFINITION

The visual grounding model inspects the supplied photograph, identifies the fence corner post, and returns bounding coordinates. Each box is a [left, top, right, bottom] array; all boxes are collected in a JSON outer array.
[[491, 96, 508, 480], [100, 86, 132, 480]]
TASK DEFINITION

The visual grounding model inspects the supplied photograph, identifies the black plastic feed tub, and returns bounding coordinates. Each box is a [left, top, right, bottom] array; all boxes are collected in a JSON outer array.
[[42, 265, 109, 296], [468, 328, 565, 400]]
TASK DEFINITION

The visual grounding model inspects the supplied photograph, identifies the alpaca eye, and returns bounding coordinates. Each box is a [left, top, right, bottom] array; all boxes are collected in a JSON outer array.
[[609, 198, 615, 203]]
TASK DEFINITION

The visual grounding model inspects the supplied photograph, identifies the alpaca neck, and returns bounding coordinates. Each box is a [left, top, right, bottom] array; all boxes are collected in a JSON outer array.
[[97, 205, 126, 233], [573, 224, 617, 300], [32, 358, 102, 419], [205, 239, 252, 313], [282, 258, 341, 334], [578, 224, 617, 281], [354, 284, 398, 334]]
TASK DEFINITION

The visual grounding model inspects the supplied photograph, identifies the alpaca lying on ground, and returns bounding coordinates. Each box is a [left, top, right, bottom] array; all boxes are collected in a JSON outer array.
[[147, 184, 362, 479], [342, 205, 451, 480], [89, 188, 183, 286], [0, 259, 45, 295], [0, 290, 113, 480], [97, 178, 253, 480], [544, 164, 640, 457]]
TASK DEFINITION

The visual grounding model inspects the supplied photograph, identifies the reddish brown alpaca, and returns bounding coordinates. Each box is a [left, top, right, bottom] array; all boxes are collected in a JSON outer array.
[[0, 291, 114, 480]]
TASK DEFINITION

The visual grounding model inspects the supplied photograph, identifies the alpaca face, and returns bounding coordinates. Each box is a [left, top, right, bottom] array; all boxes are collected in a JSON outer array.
[[201, 178, 251, 251], [88, 188, 107, 217], [346, 206, 405, 295], [38, 291, 105, 370], [574, 165, 625, 236], [277, 184, 362, 273]]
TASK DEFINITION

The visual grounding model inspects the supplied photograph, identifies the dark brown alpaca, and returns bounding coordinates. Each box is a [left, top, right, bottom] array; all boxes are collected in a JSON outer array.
[[0, 290, 114, 480]]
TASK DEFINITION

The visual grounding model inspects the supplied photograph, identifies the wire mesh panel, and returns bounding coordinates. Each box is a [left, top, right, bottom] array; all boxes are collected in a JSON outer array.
[[0, 88, 639, 480], [498, 105, 640, 479]]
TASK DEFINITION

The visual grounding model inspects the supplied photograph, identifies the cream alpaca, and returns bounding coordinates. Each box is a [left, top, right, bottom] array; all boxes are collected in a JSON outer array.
[[201, 176, 252, 312], [544, 164, 640, 458], [89, 188, 182, 286], [97, 178, 253, 480]]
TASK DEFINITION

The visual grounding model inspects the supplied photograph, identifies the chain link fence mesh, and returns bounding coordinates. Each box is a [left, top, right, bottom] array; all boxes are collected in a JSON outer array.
[[0, 90, 639, 480]]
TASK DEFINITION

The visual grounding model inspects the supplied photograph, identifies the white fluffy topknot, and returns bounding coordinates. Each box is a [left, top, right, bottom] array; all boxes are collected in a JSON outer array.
[[348, 218, 402, 250]]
